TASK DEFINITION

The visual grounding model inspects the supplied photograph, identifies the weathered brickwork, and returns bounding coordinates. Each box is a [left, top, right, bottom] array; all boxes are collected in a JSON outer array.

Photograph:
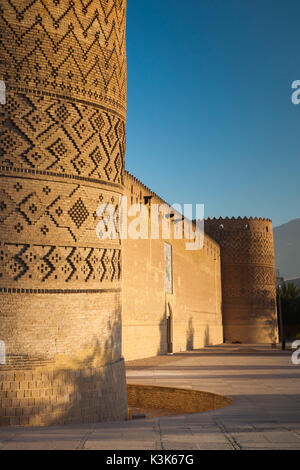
[[205, 217, 279, 343], [0, 0, 128, 426], [0, 358, 127, 426], [122, 172, 224, 361]]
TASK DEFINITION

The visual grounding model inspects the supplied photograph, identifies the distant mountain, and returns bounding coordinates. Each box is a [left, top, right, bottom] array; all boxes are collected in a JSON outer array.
[[284, 277, 300, 290], [273, 218, 300, 280]]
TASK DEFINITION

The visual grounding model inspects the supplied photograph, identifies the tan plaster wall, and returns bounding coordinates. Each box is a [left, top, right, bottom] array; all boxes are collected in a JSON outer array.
[[122, 172, 223, 361]]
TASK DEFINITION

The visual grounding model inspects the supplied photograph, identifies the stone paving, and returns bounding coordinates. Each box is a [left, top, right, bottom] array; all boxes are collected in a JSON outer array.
[[1, 344, 300, 450]]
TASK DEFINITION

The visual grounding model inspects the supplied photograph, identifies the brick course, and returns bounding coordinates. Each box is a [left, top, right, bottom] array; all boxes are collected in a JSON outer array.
[[0, 0, 128, 425], [205, 217, 279, 343]]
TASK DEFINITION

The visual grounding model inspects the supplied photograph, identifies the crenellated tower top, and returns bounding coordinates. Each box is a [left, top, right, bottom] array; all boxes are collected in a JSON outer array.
[[205, 216, 273, 234]]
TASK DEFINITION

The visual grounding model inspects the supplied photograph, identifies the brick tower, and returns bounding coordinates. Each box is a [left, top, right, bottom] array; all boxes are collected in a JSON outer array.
[[205, 217, 279, 344], [0, 0, 128, 425]]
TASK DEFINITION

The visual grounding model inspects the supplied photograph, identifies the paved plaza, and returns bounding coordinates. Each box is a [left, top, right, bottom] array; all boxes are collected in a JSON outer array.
[[1, 344, 300, 450]]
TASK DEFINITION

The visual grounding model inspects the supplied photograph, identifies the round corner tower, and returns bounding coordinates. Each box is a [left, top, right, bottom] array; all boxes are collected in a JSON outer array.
[[0, 0, 128, 425], [205, 217, 279, 344]]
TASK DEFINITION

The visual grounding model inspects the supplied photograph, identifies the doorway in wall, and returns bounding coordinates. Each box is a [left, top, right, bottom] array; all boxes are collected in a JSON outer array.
[[164, 243, 173, 354], [167, 302, 173, 354]]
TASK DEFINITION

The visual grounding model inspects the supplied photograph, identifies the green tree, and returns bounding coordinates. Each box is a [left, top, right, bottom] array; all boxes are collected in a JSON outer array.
[[279, 282, 300, 327], [280, 282, 300, 300]]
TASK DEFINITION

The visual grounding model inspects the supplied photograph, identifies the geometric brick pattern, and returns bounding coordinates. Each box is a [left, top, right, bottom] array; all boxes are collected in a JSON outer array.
[[0, 0, 127, 426], [0, 93, 125, 184], [0, 176, 121, 290], [0, 0, 127, 115], [0, 177, 120, 246], [0, 0, 126, 289], [0, 242, 121, 287], [218, 231, 275, 266], [205, 217, 278, 342], [0, 0, 127, 185]]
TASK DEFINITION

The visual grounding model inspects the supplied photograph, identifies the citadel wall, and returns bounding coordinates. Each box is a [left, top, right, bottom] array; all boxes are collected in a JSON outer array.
[[204, 217, 279, 344], [122, 172, 224, 361], [0, 0, 280, 428], [0, 0, 128, 426]]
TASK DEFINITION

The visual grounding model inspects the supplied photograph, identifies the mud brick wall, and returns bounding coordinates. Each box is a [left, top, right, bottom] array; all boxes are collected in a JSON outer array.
[[0, 0, 128, 425]]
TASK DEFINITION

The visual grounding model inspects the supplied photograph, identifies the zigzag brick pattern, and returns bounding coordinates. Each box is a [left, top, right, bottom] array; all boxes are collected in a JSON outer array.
[[0, 0, 128, 426], [205, 217, 279, 344]]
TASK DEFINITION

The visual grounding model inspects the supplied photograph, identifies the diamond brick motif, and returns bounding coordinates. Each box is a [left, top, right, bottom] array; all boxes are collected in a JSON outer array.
[[17, 192, 44, 226], [0, 0, 126, 182], [68, 198, 90, 229], [0, 0, 125, 293], [0, 189, 16, 223]]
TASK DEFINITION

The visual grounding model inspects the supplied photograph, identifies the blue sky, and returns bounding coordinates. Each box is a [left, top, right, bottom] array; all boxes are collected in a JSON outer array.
[[125, 0, 300, 228]]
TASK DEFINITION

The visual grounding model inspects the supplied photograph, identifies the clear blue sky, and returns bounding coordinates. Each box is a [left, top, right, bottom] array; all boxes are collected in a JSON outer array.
[[125, 0, 300, 228]]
